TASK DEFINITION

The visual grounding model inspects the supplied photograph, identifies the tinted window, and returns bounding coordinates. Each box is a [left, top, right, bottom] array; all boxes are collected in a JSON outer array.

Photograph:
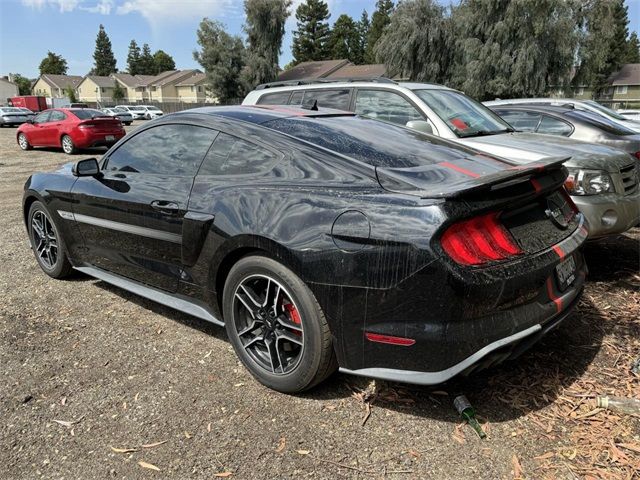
[[106, 124, 217, 175], [33, 111, 51, 124], [355, 90, 423, 126], [301, 89, 351, 110], [289, 91, 304, 105], [198, 133, 279, 176], [537, 116, 573, 136], [70, 109, 106, 120], [495, 110, 541, 131], [257, 91, 292, 105], [566, 110, 636, 136], [49, 110, 67, 121]]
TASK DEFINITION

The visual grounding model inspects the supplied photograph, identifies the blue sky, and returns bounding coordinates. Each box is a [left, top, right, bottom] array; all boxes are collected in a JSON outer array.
[[1, 0, 638, 78]]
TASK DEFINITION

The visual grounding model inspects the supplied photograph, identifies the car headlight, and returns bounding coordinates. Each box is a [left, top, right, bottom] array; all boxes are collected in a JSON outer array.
[[565, 168, 615, 195]]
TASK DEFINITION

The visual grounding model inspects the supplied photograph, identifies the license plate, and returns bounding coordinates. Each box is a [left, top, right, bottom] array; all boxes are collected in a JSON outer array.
[[105, 135, 115, 141], [555, 255, 576, 291]]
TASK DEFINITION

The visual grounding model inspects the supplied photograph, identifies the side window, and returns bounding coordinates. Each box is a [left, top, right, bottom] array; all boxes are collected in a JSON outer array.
[[354, 90, 423, 126], [105, 124, 217, 175], [33, 111, 51, 124], [537, 115, 573, 136], [198, 133, 279, 176], [497, 110, 541, 131], [289, 91, 304, 105], [257, 91, 292, 105], [301, 89, 351, 110], [49, 111, 66, 121]]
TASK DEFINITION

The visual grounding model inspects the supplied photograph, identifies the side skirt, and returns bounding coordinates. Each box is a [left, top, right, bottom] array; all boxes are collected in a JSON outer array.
[[75, 265, 224, 326]]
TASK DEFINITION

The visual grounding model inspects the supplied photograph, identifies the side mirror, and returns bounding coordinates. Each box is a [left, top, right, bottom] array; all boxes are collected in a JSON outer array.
[[406, 120, 433, 135], [72, 158, 100, 177]]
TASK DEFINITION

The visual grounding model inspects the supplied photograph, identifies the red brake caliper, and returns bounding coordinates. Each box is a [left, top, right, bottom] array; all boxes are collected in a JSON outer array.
[[283, 303, 302, 335]]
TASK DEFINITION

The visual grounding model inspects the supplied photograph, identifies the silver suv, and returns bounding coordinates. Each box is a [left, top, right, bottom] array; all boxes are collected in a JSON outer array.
[[243, 80, 639, 238]]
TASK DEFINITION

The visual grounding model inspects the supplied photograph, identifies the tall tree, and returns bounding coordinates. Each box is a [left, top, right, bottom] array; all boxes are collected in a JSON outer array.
[[355, 10, 370, 64], [243, 0, 292, 88], [375, 0, 453, 82], [138, 43, 156, 75], [452, 0, 579, 100], [10, 74, 32, 95], [327, 14, 361, 63], [39, 51, 68, 75], [624, 32, 640, 63], [153, 50, 176, 74], [64, 85, 77, 103], [365, 0, 394, 63], [92, 24, 117, 76], [194, 19, 246, 104], [112, 80, 126, 102], [291, 0, 331, 64], [126, 40, 141, 75]]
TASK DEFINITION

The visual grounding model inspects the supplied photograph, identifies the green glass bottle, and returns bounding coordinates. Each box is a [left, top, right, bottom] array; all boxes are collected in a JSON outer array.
[[454, 395, 486, 439]]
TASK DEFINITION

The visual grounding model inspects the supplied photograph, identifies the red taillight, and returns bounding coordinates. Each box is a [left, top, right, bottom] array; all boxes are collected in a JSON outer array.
[[441, 212, 523, 266], [78, 123, 96, 129], [634, 151, 640, 160], [365, 332, 416, 346]]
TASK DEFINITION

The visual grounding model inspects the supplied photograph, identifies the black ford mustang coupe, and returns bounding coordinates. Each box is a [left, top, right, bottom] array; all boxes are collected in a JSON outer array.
[[23, 105, 587, 393]]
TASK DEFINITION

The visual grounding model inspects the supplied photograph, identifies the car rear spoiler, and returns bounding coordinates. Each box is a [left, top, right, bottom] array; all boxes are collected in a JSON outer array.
[[376, 156, 570, 199]]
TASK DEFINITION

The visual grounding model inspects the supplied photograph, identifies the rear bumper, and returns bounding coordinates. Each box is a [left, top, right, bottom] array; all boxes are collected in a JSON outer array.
[[73, 130, 125, 148], [573, 190, 640, 238]]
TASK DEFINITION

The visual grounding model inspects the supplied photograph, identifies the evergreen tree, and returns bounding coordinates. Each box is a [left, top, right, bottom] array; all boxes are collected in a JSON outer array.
[[39, 51, 68, 75], [10, 74, 32, 95], [355, 10, 370, 64], [291, 0, 331, 64], [112, 80, 126, 102], [375, 0, 452, 82], [126, 40, 141, 75], [327, 14, 361, 63], [138, 44, 156, 75], [243, 0, 292, 88], [365, 0, 394, 63], [153, 50, 176, 74], [193, 19, 246, 103], [624, 32, 640, 63], [92, 24, 117, 76], [64, 85, 77, 103]]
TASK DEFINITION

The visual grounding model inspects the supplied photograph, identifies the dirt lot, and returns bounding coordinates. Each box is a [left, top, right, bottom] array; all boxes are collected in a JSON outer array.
[[1, 123, 638, 480]]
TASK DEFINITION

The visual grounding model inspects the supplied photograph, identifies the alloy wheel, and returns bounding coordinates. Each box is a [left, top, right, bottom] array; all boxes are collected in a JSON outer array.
[[232, 274, 304, 375], [62, 136, 74, 154], [31, 210, 58, 269], [18, 134, 28, 150]]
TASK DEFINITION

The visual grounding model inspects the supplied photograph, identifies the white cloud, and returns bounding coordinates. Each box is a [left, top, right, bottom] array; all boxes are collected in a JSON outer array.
[[116, 0, 237, 27], [21, 0, 81, 12], [81, 0, 114, 14]]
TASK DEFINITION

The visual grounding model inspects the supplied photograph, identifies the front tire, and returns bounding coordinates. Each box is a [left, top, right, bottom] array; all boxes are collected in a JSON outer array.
[[18, 133, 32, 150], [27, 201, 73, 279], [223, 255, 337, 393], [61, 135, 76, 155]]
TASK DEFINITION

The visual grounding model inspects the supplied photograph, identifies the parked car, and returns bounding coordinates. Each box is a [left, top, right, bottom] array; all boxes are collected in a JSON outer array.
[[489, 104, 640, 158], [17, 107, 36, 120], [17, 108, 126, 154], [618, 109, 640, 121], [484, 98, 640, 133], [0, 106, 30, 126], [138, 105, 164, 119], [115, 105, 147, 120], [244, 80, 639, 238], [102, 107, 133, 125], [23, 105, 587, 393]]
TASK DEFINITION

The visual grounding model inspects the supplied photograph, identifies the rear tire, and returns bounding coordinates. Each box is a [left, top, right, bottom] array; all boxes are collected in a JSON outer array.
[[223, 255, 337, 393], [61, 135, 76, 155], [18, 133, 32, 150], [27, 201, 73, 279]]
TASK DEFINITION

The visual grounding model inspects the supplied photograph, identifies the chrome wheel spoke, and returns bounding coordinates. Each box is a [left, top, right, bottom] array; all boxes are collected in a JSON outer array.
[[265, 336, 281, 373], [238, 319, 263, 337], [276, 314, 303, 333], [276, 329, 303, 346], [240, 284, 263, 308], [235, 291, 258, 318]]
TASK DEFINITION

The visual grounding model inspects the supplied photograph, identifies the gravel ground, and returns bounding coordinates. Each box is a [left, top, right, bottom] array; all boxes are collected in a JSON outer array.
[[1, 123, 638, 479]]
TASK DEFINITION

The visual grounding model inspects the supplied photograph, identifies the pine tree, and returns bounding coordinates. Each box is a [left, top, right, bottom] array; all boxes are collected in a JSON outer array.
[[126, 40, 141, 75], [92, 24, 118, 76], [327, 15, 361, 63], [138, 44, 156, 75], [39, 51, 68, 75], [153, 50, 176, 74], [366, 0, 394, 63], [243, 0, 292, 88], [355, 10, 370, 64], [624, 32, 640, 63], [291, 0, 331, 64]]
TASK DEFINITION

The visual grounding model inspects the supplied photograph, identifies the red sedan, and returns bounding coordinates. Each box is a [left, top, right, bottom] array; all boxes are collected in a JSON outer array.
[[17, 108, 126, 155]]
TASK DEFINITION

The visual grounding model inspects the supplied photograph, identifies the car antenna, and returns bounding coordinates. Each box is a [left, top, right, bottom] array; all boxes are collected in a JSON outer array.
[[301, 98, 318, 111]]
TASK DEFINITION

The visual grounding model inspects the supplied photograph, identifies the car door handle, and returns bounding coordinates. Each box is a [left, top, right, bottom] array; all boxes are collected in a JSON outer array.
[[150, 200, 181, 214]]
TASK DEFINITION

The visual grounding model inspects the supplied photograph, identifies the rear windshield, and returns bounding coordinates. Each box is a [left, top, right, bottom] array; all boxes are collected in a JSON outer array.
[[70, 109, 108, 120], [263, 115, 478, 168], [566, 110, 636, 136]]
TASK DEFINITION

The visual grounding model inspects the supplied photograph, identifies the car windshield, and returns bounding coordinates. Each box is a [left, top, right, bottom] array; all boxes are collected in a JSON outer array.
[[413, 89, 513, 138], [264, 115, 491, 168], [566, 110, 637, 136], [113, 107, 127, 113], [0, 107, 23, 113], [70, 109, 108, 120], [130, 106, 146, 112], [582, 100, 627, 121]]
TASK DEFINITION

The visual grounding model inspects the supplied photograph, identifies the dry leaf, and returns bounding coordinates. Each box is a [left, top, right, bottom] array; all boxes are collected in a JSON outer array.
[[138, 461, 160, 471], [534, 452, 555, 461], [184, 431, 192, 439], [207, 423, 212, 432], [275, 437, 286, 453], [213, 472, 233, 478], [512, 454, 523, 479], [111, 446, 138, 453], [61, 397, 66, 406], [296, 450, 311, 455], [234, 383, 245, 387], [141, 440, 167, 449]]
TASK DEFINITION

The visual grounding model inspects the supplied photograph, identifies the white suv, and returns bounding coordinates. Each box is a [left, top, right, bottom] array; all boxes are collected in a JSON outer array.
[[243, 80, 639, 238]]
